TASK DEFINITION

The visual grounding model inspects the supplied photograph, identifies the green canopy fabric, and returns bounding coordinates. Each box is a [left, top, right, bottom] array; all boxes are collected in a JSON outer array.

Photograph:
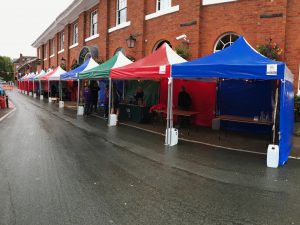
[[79, 52, 132, 79], [33, 70, 46, 81]]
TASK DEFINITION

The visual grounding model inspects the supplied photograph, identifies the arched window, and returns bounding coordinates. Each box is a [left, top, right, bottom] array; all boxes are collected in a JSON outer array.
[[114, 47, 125, 55], [214, 33, 239, 53], [153, 40, 172, 52]]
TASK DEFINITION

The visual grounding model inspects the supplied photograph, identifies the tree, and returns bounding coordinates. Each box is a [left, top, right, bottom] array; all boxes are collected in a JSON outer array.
[[0, 56, 14, 81]]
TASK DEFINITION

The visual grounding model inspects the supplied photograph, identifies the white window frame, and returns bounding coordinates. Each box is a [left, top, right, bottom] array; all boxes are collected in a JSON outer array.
[[73, 23, 78, 45], [116, 0, 127, 25], [203, 0, 237, 5], [213, 32, 239, 53], [145, 5, 179, 20], [156, 0, 171, 11], [90, 10, 98, 36], [59, 32, 64, 51]]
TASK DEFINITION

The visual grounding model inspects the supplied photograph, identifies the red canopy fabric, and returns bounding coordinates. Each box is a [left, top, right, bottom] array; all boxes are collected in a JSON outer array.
[[40, 68, 56, 81], [110, 43, 186, 80]]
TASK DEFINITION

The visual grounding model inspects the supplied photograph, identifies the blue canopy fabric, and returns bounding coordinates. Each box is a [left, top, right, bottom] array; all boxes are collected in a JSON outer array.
[[60, 59, 90, 81], [172, 36, 285, 80]]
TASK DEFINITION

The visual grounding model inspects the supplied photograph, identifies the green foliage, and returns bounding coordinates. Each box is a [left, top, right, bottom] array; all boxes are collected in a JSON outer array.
[[257, 38, 283, 61], [175, 44, 191, 60], [0, 56, 14, 81]]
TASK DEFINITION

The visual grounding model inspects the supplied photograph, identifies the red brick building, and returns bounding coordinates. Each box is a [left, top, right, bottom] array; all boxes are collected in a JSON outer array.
[[32, 0, 300, 91]]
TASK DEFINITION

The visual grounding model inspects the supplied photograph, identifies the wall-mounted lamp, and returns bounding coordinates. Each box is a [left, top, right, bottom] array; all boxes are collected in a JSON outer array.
[[126, 34, 137, 48], [61, 57, 66, 65]]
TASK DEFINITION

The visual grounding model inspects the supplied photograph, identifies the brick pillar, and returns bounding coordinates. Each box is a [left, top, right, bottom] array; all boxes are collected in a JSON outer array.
[[64, 25, 71, 70], [99, 0, 109, 60], [78, 11, 86, 50]]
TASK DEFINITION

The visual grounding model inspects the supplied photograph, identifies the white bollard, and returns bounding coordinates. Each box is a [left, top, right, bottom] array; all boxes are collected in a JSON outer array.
[[267, 144, 279, 168], [165, 128, 178, 146], [33, 93, 37, 98], [108, 114, 117, 126], [29, 92, 32, 97], [59, 101, 64, 108], [25, 91, 28, 95], [40, 95, 44, 100], [48, 97, 52, 103], [77, 106, 84, 115]]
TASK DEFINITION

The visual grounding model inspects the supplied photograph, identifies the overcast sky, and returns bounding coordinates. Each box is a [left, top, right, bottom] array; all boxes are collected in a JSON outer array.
[[0, 0, 73, 59]]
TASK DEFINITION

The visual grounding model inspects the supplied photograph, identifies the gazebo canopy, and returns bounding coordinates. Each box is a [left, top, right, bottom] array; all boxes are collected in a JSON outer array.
[[79, 52, 132, 80], [172, 36, 285, 80], [60, 58, 98, 81], [48, 67, 67, 81], [24, 73, 36, 81], [33, 70, 46, 81], [40, 69, 56, 81], [110, 43, 186, 80]]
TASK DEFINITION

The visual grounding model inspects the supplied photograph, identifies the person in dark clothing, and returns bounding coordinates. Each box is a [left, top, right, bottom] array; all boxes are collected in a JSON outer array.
[[134, 86, 144, 105], [51, 85, 57, 97], [111, 85, 122, 120], [177, 86, 192, 127], [104, 85, 109, 118], [83, 85, 92, 115], [91, 82, 100, 113], [178, 86, 192, 110]]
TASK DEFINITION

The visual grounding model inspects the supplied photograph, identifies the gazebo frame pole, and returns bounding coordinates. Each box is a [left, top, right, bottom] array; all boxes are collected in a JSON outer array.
[[59, 80, 62, 101], [77, 77, 80, 108], [166, 78, 171, 145], [48, 80, 50, 99], [108, 78, 112, 125], [39, 80, 42, 96]]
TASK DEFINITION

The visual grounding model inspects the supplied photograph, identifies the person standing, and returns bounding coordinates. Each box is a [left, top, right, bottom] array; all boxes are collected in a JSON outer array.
[[177, 86, 192, 127], [83, 85, 92, 115], [134, 86, 144, 105], [91, 82, 100, 113], [104, 84, 109, 118], [111, 85, 122, 119]]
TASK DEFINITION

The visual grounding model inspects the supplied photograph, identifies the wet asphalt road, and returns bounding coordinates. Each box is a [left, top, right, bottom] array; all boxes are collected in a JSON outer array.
[[0, 90, 300, 225]]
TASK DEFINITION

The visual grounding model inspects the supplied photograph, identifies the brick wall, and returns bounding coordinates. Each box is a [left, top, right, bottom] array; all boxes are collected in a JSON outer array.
[[285, 0, 300, 91], [34, 0, 300, 90]]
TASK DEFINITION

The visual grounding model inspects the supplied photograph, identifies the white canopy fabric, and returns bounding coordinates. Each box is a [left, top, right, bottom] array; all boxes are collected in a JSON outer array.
[[48, 67, 67, 81]]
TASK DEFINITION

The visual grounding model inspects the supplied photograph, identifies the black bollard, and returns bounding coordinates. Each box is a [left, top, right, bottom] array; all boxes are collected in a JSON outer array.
[[6, 95, 9, 108]]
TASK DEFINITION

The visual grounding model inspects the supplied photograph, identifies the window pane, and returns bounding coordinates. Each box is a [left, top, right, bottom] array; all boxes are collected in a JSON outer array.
[[158, 0, 170, 10], [120, 9, 126, 24], [118, 0, 126, 9], [214, 33, 239, 52]]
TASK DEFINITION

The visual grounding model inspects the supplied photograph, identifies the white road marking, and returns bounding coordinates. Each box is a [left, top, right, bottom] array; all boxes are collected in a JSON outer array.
[[0, 108, 16, 123]]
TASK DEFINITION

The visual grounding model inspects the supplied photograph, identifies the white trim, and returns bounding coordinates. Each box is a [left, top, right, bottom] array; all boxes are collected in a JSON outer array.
[[69, 43, 79, 49], [58, 49, 65, 54], [202, 0, 237, 5], [85, 33, 99, 42], [108, 21, 131, 33], [145, 5, 179, 20], [44, 58, 48, 61], [50, 54, 55, 58]]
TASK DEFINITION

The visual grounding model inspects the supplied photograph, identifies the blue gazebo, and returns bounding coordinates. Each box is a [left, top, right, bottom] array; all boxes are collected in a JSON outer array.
[[170, 36, 294, 166]]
